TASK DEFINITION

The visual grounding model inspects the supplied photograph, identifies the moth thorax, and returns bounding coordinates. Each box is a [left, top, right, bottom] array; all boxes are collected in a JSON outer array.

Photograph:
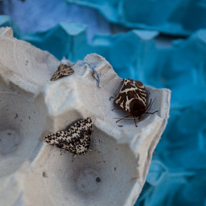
[[129, 99, 146, 117], [135, 80, 144, 86]]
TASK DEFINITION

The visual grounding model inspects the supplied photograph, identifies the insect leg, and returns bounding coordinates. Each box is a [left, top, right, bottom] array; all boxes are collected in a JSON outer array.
[[115, 115, 131, 123], [111, 108, 122, 111], [109, 96, 114, 101], [134, 118, 138, 127], [146, 110, 158, 114], [72, 154, 76, 162]]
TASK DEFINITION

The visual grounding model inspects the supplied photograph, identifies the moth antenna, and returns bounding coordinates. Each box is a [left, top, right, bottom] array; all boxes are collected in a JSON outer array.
[[146, 98, 156, 112], [70, 63, 75, 66], [139, 98, 157, 120]]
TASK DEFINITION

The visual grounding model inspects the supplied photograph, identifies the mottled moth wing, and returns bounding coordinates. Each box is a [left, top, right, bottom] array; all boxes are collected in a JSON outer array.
[[114, 78, 147, 114], [50, 64, 74, 81], [50, 70, 62, 81], [44, 130, 73, 151], [44, 117, 93, 155], [134, 79, 147, 106], [66, 117, 93, 155]]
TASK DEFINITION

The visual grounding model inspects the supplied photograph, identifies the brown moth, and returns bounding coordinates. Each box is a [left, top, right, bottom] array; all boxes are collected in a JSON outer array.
[[114, 78, 158, 127], [50, 63, 75, 81]]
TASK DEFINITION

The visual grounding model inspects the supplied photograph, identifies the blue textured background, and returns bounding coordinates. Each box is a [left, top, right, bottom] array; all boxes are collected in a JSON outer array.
[[65, 0, 206, 36], [1, 0, 206, 205]]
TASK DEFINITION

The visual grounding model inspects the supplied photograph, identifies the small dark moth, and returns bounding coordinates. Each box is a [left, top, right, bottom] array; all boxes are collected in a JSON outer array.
[[113, 78, 158, 127], [44, 117, 93, 155], [50, 63, 75, 81]]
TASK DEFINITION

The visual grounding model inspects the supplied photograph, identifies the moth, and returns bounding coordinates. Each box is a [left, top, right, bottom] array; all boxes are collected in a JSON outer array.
[[114, 78, 158, 127], [44, 117, 93, 155], [50, 63, 75, 81]]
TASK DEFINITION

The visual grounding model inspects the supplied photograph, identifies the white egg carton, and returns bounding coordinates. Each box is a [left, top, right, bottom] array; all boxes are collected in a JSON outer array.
[[0, 27, 170, 206]]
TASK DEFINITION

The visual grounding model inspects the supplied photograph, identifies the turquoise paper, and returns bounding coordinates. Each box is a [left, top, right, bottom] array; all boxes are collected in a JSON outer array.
[[65, 0, 206, 36], [0, 15, 21, 38]]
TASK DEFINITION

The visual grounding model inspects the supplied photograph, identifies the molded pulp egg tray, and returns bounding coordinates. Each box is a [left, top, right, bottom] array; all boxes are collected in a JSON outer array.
[[0, 27, 170, 206]]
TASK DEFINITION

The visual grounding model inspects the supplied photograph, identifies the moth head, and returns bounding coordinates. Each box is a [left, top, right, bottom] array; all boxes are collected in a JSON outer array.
[[129, 99, 146, 119]]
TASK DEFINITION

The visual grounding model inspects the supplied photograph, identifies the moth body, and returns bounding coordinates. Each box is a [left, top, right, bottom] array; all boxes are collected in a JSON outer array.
[[115, 78, 147, 119], [50, 63, 75, 81]]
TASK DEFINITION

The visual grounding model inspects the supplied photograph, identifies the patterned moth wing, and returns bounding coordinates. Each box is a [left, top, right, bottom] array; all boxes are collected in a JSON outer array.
[[44, 117, 93, 155], [50, 63, 74, 81], [114, 78, 147, 119]]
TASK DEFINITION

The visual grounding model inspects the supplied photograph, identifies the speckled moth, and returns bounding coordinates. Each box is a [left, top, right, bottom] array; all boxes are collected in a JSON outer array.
[[50, 63, 75, 81], [44, 117, 93, 155]]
